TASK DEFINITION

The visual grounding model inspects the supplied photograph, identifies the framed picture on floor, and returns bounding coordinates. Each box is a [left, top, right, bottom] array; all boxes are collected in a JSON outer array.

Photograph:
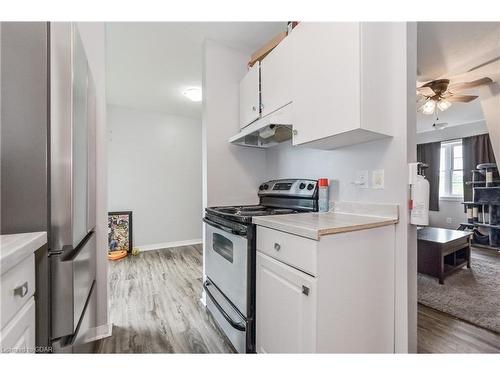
[[108, 211, 133, 253]]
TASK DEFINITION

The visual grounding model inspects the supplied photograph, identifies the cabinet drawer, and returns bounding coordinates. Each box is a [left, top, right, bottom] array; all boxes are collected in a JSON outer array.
[[257, 226, 317, 276], [0, 297, 36, 352], [1, 255, 36, 330]]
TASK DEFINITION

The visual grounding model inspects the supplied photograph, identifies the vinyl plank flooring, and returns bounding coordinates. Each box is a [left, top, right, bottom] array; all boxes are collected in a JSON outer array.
[[98, 244, 234, 353], [418, 304, 500, 353]]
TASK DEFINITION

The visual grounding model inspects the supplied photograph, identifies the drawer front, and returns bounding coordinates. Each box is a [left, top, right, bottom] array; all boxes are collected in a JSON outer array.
[[0, 297, 36, 352], [1, 255, 36, 329], [257, 226, 318, 276]]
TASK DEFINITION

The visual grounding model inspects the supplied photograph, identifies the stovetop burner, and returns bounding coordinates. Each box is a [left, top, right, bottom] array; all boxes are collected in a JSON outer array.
[[205, 179, 319, 225]]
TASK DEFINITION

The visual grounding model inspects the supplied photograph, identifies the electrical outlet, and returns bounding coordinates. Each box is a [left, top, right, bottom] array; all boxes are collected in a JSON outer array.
[[446, 217, 453, 224], [372, 169, 385, 189], [355, 170, 369, 188]]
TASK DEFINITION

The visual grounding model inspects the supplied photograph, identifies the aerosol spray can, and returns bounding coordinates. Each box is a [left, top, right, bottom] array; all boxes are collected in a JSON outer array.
[[318, 178, 329, 212]]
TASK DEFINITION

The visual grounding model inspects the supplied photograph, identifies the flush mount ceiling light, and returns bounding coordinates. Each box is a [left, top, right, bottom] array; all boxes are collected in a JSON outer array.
[[182, 87, 202, 102]]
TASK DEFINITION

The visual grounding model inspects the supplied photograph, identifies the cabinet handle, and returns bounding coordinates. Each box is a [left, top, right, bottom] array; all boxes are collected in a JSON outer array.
[[274, 243, 281, 251], [302, 285, 310, 296], [252, 105, 257, 111], [13, 281, 28, 298]]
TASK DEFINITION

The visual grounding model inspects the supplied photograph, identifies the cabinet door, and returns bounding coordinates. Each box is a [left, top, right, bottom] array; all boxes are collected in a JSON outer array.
[[256, 252, 316, 353], [239, 62, 260, 128], [260, 35, 294, 117], [0, 297, 36, 352], [291, 23, 361, 146]]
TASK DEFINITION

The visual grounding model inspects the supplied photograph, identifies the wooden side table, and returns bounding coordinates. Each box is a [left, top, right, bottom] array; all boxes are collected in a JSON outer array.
[[417, 227, 472, 284]]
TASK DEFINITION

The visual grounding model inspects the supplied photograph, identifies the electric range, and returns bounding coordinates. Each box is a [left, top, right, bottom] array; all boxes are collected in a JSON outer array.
[[202, 179, 318, 353]]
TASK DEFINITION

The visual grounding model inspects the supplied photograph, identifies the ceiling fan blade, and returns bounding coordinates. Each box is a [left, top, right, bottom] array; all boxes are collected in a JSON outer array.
[[448, 77, 493, 92], [447, 95, 479, 103], [416, 86, 436, 96]]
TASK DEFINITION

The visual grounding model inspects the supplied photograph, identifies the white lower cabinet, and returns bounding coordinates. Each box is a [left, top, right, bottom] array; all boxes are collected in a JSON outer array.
[[256, 252, 316, 353], [256, 225, 396, 353], [0, 297, 36, 353]]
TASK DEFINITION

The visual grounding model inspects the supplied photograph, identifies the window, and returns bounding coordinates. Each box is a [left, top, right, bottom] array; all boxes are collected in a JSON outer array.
[[439, 140, 463, 199]]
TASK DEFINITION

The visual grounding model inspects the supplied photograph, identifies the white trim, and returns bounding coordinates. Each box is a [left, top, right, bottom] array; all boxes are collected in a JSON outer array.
[[138, 238, 202, 252], [439, 195, 463, 202], [86, 323, 113, 342]]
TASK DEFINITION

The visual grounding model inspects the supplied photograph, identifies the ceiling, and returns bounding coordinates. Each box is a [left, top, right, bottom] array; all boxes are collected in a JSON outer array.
[[106, 22, 286, 119], [416, 22, 500, 133]]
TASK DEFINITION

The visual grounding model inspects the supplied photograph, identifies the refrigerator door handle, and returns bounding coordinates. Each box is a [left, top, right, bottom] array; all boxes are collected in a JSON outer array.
[[51, 231, 96, 340]]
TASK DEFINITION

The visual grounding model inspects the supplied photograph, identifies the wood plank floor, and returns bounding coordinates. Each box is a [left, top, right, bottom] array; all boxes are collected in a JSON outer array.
[[418, 304, 500, 353], [97, 245, 234, 353], [98, 244, 499, 353]]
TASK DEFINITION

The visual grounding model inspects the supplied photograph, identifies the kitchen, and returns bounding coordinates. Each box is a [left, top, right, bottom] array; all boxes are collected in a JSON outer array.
[[1, 21, 414, 354], [1, 11, 498, 366]]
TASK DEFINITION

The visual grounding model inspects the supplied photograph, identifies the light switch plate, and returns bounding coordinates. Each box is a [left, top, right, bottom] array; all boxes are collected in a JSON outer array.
[[372, 169, 384, 189], [355, 170, 369, 188]]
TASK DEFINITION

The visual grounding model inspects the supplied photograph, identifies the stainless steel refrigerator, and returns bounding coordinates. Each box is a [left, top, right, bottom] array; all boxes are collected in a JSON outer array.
[[1, 22, 97, 352]]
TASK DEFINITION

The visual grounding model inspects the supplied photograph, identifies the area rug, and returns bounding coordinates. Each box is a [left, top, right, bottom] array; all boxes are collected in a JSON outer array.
[[418, 248, 500, 333]]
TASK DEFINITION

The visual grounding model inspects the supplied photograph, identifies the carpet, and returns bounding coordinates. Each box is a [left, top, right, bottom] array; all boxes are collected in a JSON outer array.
[[418, 247, 500, 333]]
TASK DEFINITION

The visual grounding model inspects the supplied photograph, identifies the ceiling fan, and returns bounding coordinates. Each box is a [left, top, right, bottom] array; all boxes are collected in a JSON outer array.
[[416, 77, 492, 115]]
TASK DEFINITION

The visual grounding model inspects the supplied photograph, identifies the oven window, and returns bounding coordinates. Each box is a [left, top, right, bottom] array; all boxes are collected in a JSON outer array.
[[212, 233, 234, 263]]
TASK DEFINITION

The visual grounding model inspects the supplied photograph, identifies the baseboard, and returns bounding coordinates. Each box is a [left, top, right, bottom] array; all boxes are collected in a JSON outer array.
[[138, 238, 202, 252]]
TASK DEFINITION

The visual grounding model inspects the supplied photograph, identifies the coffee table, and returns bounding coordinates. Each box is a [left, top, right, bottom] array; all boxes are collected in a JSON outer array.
[[417, 227, 472, 284]]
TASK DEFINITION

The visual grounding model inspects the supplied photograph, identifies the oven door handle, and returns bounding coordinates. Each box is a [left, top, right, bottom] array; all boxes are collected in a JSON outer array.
[[203, 217, 246, 236], [203, 280, 246, 332]]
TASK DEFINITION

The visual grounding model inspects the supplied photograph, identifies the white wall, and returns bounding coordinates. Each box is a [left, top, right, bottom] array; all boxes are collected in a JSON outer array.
[[77, 22, 108, 329], [416, 120, 488, 144], [107, 105, 202, 248], [429, 200, 466, 229], [264, 23, 417, 352], [480, 82, 500, 164], [202, 39, 267, 209]]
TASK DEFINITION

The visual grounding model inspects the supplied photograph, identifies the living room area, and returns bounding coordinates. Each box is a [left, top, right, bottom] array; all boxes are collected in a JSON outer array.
[[415, 22, 499, 352]]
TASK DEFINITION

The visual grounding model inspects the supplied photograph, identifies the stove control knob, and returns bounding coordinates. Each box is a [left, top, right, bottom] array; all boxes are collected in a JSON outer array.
[[299, 182, 306, 190], [263, 184, 269, 190], [307, 183, 315, 190], [260, 184, 269, 191]]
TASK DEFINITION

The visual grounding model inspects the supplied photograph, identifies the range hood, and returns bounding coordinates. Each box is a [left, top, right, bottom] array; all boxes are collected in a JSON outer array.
[[228, 104, 293, 148]]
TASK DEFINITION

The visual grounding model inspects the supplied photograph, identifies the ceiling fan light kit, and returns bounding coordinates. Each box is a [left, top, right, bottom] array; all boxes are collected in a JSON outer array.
[[416, 76, 493, 116], [436, 99, 451, 111], [422, 100, 436, 115]]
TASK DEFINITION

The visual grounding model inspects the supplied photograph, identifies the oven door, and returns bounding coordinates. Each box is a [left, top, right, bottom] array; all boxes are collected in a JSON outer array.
[[204, 219, 248, 316]]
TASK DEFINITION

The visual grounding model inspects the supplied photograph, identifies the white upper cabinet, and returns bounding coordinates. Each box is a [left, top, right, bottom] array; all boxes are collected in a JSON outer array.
[[234, 22, 396, 149], [291, 22, 395, 149], [260, 34, 294, 117], [239, 62, 261, 129]]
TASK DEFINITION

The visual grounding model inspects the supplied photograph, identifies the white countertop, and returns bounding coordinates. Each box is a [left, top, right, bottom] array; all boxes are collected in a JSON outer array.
[[0, 232, 47, 275], [252, 202, 399, 240]]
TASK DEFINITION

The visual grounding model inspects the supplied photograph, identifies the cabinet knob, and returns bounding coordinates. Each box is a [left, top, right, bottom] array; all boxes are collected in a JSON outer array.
[[252, 105, 257, 111], [302, 285, 310, 296], [292, 129, 298, 136], [13, 281, 28, 298], [274, 243, 281, 251]]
